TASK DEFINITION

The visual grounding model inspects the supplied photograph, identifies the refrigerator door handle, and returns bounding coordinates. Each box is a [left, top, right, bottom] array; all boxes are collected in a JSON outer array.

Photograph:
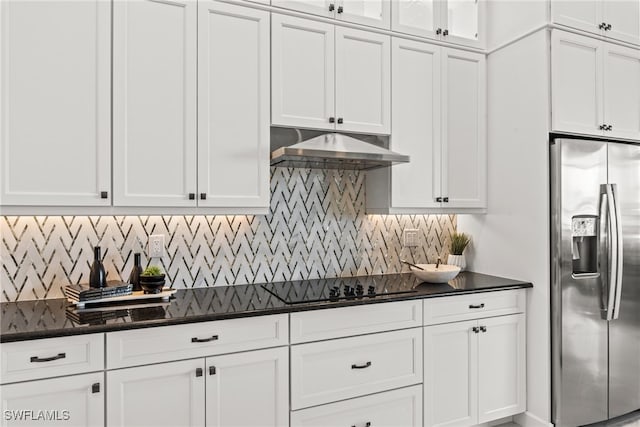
[[599, 186, 615, 321], [609, 184, 624, 320]]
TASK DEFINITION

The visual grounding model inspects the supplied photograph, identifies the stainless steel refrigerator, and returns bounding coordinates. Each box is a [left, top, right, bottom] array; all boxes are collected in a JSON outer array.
[[551, 137, 640, 427]]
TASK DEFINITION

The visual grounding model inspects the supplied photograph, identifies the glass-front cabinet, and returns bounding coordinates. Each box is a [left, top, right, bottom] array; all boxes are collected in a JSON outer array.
[[272, 0, 391, 29], [392, 0, 483, 48]]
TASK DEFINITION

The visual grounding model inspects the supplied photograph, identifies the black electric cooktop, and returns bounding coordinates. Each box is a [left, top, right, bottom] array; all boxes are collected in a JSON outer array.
[[261, 275, 418, 305]]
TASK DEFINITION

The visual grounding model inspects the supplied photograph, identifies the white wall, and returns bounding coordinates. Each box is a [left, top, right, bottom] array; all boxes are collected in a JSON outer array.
[[458, 29, 552, 427], [486, 0, 549, 51]]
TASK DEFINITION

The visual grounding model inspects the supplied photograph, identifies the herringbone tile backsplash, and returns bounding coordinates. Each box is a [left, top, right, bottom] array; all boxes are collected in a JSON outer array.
[[1, 168, 455, 302]]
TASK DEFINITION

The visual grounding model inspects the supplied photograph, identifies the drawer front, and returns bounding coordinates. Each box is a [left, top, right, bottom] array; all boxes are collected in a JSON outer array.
[[1, 334, 104, 384], [291, 300, 422, 343], [291, 384, 422, 427], [106, 314, 288, 369], [423, 289, 526, 325], [291, 328, 422, 410]]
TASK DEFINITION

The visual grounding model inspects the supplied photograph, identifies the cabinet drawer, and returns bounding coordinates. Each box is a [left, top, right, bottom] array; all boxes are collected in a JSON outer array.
[[423, 290, 525, 325], [291, 384, 422, 427], [291, 328, 422, 409], [106, 314, 288, 369], [1, 334, 104, 384], [291, 300, 422, 343]]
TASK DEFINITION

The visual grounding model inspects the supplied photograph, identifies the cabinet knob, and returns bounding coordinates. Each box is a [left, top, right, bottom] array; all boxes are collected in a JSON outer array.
[[599, 124, 605, 130], [605, 23, 612, 31], [436, 28, 442, 35], [209, 366, 216, 375], [443, 197, 449, 203], [92, 383, 100, 394], [472, 326, 480, 333], [329, 117, 335, 123], [337, 117, 344, 124], [480, 326, 487, 333], [599, 22, 607, 30], [200, 193, 207, 200], [329, 3, 335, 11], [195, 368, 203, 377], [337, 5, 343, 13], [188, 193, 195, 200], [443, 29, 449, 36], [100, 191, 108, 199], [436, 197, 443, 203], [606, 124, 613, 131]]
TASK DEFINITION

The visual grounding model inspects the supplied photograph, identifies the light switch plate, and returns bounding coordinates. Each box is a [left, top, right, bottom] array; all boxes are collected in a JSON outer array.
[[403, 229, 419, 247], [148, 235, 165, 258]]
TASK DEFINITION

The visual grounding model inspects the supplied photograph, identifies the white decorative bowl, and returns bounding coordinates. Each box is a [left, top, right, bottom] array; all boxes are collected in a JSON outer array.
[[409, 264, 461, 283]]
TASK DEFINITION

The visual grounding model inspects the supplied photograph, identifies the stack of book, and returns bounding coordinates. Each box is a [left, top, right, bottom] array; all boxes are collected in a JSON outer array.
[[64, 281, 133, 304]]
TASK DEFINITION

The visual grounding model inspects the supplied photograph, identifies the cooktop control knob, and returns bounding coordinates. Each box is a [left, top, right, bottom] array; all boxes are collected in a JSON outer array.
[[329, 286, 340, 300], [344, 286, 355, 297], [355, 284, 364, 296], [367, 285, 376, 296]]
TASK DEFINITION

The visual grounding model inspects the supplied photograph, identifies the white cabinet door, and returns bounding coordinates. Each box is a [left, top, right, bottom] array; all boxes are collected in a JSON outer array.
[[107, 359, 205, 427], [272, 0, 335, 18], [551, 31, 604, 136], [0, 0, 110, 206], [603, 43, 640, 140], [335, 27, 391, 134], [198, 2, 270, 209], [552, 1, 602, 34], [392, 0, 441, 39], [391, 38, 441, 209], [441, 0, 484, 48], [271, 15, 335, 131], [1, 373, 104, 427], [603, 1, 640, 44], [424, 320, 478, 427], [477, 314, 526, 423], [337, 0, 391, 29], [113, 0, 197, 207], [206, 347, 289, 427], [441, 48, 486, 208]]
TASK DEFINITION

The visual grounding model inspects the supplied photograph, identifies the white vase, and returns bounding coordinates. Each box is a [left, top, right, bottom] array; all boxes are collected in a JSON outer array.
[[447, 254, 466, 271]]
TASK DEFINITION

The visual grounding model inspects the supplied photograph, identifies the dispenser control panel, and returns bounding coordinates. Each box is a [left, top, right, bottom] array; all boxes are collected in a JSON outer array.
[[572, 216, 597, 237]]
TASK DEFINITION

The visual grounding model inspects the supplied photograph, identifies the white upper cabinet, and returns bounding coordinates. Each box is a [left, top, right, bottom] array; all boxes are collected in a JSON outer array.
[[391, 0, 483, 48], [552, 30, 640, 140], [272, 15, 391, 135], [603, 43, 640, 140], [0, 0, 111, 206], [392, 0, 441, 39], [441, 48, 487, 208], [113, 0, 197, 207], [337, 0, 391, 29], [552, 0, 640, 45], [389, 38, 442, 210], [271, 15, 336, 131], [198, 1, 270, 209], [272, 0, 335, 18], [335, 27, 391, 134], [551, 31, 603, 136], [366, 40, 486, 213], [272, 0, 390, 29]]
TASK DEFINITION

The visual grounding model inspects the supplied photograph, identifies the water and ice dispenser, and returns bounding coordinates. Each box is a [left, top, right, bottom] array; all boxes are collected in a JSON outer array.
[[571, 215, 598, 276]]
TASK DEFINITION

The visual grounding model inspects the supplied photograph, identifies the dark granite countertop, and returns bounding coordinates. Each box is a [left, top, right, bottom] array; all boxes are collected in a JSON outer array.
[[1, 272, 532, 343]]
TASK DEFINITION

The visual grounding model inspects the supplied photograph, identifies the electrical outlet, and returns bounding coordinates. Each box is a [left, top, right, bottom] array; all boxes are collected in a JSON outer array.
[[403, 229, 419, 247], [148, 235, 165, 258]]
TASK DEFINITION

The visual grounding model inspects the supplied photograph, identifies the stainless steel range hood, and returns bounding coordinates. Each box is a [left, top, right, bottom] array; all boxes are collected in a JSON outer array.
[[270, 133, 410, 170]]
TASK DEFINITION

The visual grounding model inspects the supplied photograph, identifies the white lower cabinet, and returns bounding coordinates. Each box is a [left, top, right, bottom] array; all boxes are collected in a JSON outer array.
[[290, 328, 423, 410], [106, 348, 289, 427], [291, 384, 423, 427], [1, 373, 104, 427], [205, 347, 289, 427], [424, 314, 526, 427]]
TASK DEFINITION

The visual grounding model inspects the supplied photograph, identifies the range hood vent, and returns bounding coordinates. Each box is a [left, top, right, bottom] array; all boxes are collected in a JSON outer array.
[[270, 133, 409, 171]]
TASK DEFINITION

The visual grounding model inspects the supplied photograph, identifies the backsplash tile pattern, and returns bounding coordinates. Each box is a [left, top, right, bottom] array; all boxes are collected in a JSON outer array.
[[1, 168, 455, 302]]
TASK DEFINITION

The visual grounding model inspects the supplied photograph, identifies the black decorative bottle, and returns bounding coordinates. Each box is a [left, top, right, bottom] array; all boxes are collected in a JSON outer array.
[[89, 246, 107, 288], [127, 253, 143, 292]]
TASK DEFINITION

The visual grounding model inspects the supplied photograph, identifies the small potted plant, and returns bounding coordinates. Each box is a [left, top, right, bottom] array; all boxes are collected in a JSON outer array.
[[139, 266, 166, 294], [448, 232, 471, 271]]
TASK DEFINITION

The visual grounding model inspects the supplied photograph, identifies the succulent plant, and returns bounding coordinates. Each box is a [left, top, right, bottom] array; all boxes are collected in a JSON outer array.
[[141, 265, 163, 276], [450, 232, 471, 255]]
